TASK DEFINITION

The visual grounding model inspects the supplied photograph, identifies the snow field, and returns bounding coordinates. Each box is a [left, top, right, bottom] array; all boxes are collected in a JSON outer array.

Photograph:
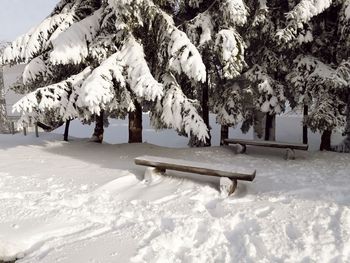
[[0, 130, 350, 262]]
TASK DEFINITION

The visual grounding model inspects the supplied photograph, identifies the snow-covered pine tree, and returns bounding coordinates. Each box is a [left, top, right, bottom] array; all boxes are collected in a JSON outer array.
[[171, 1, 298, 145], [2, 0, 210, 144], [191, 0, 289, 143], [152, 0, 346, 146], [202, 0, 349, 148], [208, 0, 350, 148], [2, 0, 99, 136], [151, 0, 349, 148], [0, 42, 10, 133], [157, 0, 249, 145], [278, 0, 350, 150], [5, 0, 348, 149]]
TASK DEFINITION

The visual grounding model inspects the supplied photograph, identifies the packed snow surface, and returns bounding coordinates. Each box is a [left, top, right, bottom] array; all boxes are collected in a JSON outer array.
[[0, 117, 350, 262]]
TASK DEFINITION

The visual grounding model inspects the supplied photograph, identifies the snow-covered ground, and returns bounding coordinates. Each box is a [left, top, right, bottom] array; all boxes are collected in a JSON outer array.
[[0, 116, 350, 262]]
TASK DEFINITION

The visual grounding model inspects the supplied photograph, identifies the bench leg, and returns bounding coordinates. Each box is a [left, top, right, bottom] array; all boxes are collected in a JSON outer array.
[[154, 167, 166, 175], [240, 144, 247, 154], [220, 178, 238, 197], [143, 167, 166, 185], [284, 148, 295, 160]]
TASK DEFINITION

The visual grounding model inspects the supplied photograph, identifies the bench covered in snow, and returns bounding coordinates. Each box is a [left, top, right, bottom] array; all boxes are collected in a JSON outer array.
[[223, 138, 308, 160], [134, 155, 256, 196]]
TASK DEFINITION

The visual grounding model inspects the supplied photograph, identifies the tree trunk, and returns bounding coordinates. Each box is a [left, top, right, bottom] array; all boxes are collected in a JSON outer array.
[[320, 130, 332, 151], [253, 111, 265, 140], [220, 125, 229, 146], [91, 110, 104, 143], [264, 113, 276, 141], [129, 100, 142, 143], [303, 105, 308, 144], [63, 119, 71, 141], [0, 65, 9, 133], [344, 94, 350, 136], [254, 111, 275, 141], [201, 72, 211, 146]]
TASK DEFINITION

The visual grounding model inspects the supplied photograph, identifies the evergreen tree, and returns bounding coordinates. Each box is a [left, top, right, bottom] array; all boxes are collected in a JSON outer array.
[[1, 0, 210, 143], [279, 0, 350, 150], [207, 0, 350, 149], [176, 0, 249, 145], [173, 0, 290, 143], [2, 0, 349, 149]]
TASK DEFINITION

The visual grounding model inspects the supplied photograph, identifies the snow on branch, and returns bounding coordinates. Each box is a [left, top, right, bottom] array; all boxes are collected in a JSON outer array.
[[306, 94, 346, 132], [287, 56, 350, 133], [288, 56, 350, 96], [221, 0, 248, 26], [22, 56, 50, 85], [108, 0, 206, 83], [258, 0, 267, 9], [155, 74, 209, 142], [276, 0, 333, 43], [345, 0, 350, 20], [245, 65, 285, 114], [215, 29, 246, 79], [13, 67, 91, 121], [187, 0, 205, 8], [214, 83, 245, 127], [50, 8, 104, 65], [285, 0, 333, 24], [339, 1, 350, 45], [336, 60, 350, 83], [167, 21, 207, 82], [77, 53, 124, 114], [77, 37, 164, 114], [121, 37, 164, 101], [185, 12, 214, 46], [107, 0, 143, 26], [2, 2, 76, 64], [0, 42, 9, 65]]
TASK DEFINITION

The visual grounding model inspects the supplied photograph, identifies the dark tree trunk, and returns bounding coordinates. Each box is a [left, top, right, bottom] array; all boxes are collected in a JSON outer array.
[[253, 111, 265, 140], [220, 125, 229, 146], [63, 119, 71, 141], [0, 65, 9, 133], [303, 105, 308, 144], [129, 100, 142, 143], [320, 130, 332, 151], [344, 94, 350, 136], [201, 73, 211, 146], [264, 113, 276, 141], [91, 110, 104, 143]]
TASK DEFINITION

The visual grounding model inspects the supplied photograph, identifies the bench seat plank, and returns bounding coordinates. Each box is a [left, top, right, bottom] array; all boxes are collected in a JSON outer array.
[[224, 139, 308, 150], [134, 155, 256, 181]]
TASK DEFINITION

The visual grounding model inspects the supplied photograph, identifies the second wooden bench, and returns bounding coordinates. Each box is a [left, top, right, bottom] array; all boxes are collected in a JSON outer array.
[[223, 138, 308, 160]]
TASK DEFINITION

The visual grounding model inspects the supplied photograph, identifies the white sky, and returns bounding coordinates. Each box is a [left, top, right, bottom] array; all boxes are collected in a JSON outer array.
[[0, 0, 59, 41]]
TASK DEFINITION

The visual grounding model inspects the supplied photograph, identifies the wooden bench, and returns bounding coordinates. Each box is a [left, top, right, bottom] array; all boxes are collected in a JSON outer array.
[[223, 138, 308, 160], [134, 155, 256, 196]]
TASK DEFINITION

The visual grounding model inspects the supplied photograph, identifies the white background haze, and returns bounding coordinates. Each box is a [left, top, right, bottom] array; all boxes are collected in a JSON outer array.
[[0, 0, 58, 41]]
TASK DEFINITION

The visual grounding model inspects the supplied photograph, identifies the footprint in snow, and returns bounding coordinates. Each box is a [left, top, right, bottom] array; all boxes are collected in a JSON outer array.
[[205, 200, 227, 218], [255, 206, 274, 218], [153, 194, 178, 204], [285, 223, 302, 240]]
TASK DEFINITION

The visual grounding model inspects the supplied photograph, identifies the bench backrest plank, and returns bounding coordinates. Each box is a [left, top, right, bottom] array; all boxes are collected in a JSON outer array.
[[224, 139, 308, 150], [135, 155, 256, 181]]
